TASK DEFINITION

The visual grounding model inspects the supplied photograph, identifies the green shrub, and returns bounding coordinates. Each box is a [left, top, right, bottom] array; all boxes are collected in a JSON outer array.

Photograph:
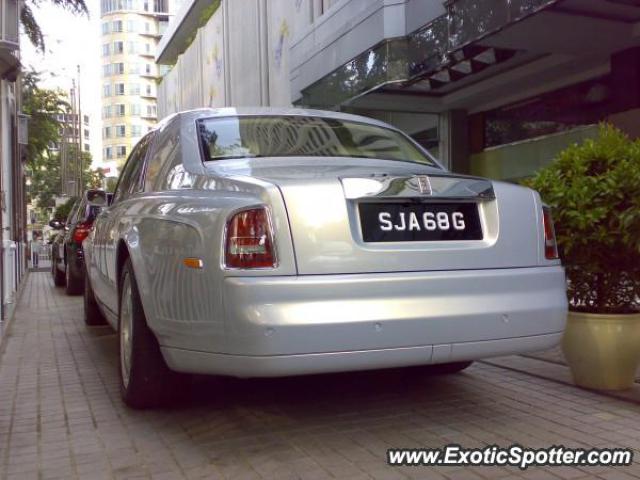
[[525, 124, 640, 314]]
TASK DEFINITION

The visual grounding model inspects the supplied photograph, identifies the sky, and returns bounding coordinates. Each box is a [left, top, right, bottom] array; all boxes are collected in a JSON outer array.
[[21, 1, 103, 169]]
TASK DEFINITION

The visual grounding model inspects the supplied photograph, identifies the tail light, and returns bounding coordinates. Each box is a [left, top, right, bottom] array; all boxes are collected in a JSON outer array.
[[73, 222, 92, 244], [224, 207, 276, 269], [542, 206, 559, 260]]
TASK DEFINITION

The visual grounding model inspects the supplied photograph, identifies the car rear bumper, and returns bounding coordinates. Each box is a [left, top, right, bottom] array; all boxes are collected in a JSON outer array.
[[160, 266, 567, 377], [161, 331, 562, 377]]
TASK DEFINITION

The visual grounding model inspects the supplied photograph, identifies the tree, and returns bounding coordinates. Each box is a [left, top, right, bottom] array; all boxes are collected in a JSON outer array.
[[28, 146, 99, 210], [21, 0, 89, 53], [21, 70, 68, 169], [22, 70, 101, 217]]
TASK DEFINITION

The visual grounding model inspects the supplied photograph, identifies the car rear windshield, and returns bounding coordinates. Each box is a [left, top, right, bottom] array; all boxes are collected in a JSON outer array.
[[197, 115, 438, 166]]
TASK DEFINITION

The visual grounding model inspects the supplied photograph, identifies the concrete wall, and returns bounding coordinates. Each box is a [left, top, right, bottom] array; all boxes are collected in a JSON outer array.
[[158, 0, 315, 117], [156, 0, 445, 115]]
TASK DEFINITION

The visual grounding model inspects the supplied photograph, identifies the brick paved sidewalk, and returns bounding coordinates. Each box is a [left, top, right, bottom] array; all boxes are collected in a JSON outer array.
[[2, 273, 640, 479]]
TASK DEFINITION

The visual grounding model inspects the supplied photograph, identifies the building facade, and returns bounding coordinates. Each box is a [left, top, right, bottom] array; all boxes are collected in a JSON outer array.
[[156, 0, 640, 180], [0, 0, 27, 320], [100, 0, 181, 174]]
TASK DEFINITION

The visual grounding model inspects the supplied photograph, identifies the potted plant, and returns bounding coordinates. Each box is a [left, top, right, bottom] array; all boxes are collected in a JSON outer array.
[[526, 124, 640, 390]]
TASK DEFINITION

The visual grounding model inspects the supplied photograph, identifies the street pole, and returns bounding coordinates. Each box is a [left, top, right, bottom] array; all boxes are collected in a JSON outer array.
[[70, 80, 79, 197], [77, 65, 83, 196]]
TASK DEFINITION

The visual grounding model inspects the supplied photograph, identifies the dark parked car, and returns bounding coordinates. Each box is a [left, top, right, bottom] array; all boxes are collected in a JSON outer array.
[[50, 190, 112, 294]]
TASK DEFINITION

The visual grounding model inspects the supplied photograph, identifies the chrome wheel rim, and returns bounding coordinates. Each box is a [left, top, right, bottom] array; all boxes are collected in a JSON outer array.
[[120, 273, 133, 389]]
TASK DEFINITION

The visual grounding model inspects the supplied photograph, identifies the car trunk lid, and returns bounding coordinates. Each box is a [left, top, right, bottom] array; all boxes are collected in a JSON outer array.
[[211, 157, 541, 275]]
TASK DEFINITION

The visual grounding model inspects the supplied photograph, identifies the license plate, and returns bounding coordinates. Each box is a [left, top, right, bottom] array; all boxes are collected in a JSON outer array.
[[359, 202, 482, 242]]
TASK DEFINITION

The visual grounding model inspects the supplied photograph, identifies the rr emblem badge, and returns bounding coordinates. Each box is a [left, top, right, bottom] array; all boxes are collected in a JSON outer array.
[[416, 175, 432, 195]]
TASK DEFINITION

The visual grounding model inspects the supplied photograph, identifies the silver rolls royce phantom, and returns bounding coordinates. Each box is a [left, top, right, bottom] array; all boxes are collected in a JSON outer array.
[[83, 108, 567, 408]]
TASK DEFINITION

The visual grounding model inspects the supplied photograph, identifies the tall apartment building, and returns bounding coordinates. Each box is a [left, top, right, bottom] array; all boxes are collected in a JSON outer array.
[[100, 0, 180, 173], [51, 112, 91, 154]]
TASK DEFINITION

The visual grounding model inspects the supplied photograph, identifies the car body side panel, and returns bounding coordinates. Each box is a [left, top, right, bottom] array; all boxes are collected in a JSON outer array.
[[89, 183, 296, 351]]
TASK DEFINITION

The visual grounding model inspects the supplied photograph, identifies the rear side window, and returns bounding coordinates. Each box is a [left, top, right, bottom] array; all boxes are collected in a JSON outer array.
[[112, 133, 154, 204], [82, 205, 102, 223], [66, 202, 80, 225]]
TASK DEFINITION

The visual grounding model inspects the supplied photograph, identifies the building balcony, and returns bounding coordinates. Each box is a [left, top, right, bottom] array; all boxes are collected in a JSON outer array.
[[0, 0, 20, 80], [139, 31, 161, 39], [294, 0, 561, 108]]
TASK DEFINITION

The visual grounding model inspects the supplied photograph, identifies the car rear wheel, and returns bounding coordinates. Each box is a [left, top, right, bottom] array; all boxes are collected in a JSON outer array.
[[84, 272, 106, 326], [65, 261, 83, 295], [119, 258, 186, 408], [52, 257, 65, 287]]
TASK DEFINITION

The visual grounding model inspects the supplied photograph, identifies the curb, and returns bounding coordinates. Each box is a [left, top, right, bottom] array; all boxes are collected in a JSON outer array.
[[481, 355, 640, 406], [0, 270, 29, 360]]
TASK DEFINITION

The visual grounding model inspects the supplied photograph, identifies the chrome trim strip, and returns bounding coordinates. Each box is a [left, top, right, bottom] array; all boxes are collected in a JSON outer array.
[[341, 175, 495, 200]]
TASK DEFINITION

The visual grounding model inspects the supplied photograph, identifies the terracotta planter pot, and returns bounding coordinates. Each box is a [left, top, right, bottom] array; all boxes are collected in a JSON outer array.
[[562, 311, 640, 390]]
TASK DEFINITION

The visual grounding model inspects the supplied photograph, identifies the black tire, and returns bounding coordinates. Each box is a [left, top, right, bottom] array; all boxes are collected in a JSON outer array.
[[84, 272, 107, 326], [52, 256, 65, 287], [65, 260, 83, 295], [118, 258, 186, 408], [423, 361, 473, 375]]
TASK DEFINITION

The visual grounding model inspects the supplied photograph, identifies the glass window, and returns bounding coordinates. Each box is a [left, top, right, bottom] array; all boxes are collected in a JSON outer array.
[[66, 201, 80, 225], [116, 125, 126, 137], [114, 83, 125, 96], [116, 145, 127, 158], [113, 133, 154, 203], [129, 83, 140, 95], [104, 147, 113, 159], [102, 106, 112, 119], [102, 44, 110, 56], [131, 125, 142, 137], [101, 22, 110, 35], [112, 20, 123, 32], [483, 76, 612, 148], [128, 41, 138, 54], [197, 116, 438, 166], [115, 104, 126, 116], [102, 83, 111, 97], [113, 63, 125, 75], [130, 104, 141, 116], [113, 41, 124, 54], [103, 126, 112, 139], [102, 64, 111, 77], [149, 131, 180, 191]]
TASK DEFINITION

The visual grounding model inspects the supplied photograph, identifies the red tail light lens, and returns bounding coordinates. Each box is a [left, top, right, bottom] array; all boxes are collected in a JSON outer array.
[[542, 206, 559, 260], [224, 207, 275, 269], [73, 222, 92, 244]]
